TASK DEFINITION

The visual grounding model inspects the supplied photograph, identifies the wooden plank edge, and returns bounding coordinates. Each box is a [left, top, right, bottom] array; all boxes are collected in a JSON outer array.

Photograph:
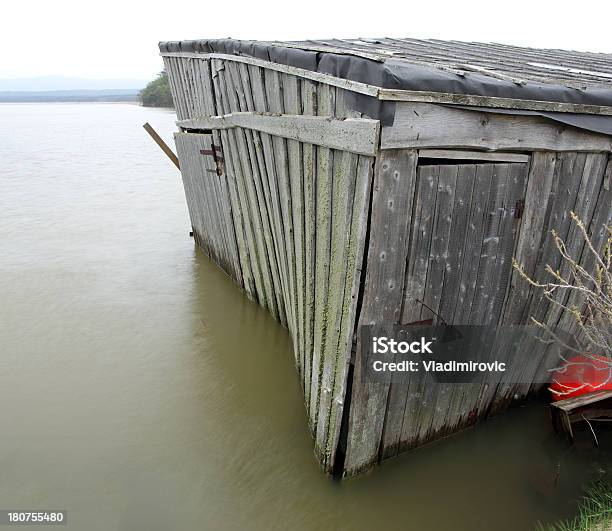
[[418, 149, 530, 163]]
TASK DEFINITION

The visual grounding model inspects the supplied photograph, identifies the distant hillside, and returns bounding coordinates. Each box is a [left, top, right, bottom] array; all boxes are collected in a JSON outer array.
[[0, 76, 147, 91], [140, 71, 173, 108], [0, 89, 140, 103]]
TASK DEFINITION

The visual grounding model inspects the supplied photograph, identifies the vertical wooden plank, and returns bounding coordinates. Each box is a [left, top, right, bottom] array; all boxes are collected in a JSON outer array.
[[439, 165, 477, 322], [309, 83, 336, 428], [422, 165, 458, 321], [416, 165, 458, 442], [529, 153, 586, 324], [301, 79, 318, 408], [263, 68, 301, 370], [282, 73, 307, 384], [488, 163, 528, 323], [210, 60, 257, 299], [401, 165, 440, 323], [452, 164, 494, 324], [248, 64, 293, 331], [393, 164, 440, 453], [326, 154, 374, 469], [344, 149, 418, 477], [469, 164, 509, 324], [174, 134, 203, 244], [502, 152, 556, 324], [224, 61, 279, 318], [212, 128, 243, 286], [235, 62, 287, 325], [217, 60, 270, 304], [315, 150, 358, 462]]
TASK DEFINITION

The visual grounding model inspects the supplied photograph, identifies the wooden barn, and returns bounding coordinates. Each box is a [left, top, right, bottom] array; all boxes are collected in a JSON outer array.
[[158, 37, 612, 477]]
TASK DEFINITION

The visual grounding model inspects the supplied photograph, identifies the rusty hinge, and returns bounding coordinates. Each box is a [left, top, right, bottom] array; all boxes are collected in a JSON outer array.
[[200, 144, 224, 176], [514, 199, 525, 219]]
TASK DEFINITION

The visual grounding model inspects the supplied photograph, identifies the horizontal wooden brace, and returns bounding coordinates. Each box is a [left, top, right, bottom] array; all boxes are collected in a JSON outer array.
[[178, 112, 380, 156], [161, 52, 612, 116], [377, 88, 612, 116], [382, 102, 612, 152]]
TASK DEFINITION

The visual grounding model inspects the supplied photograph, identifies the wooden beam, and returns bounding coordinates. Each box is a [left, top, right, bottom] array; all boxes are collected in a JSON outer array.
[[418, 149, 530, 163], [382, 102, 612, 152], [143, 122, 180, 169], [378, 88, 612, 116], [178, 112, 380, 157], [161, 52, 381, 98]]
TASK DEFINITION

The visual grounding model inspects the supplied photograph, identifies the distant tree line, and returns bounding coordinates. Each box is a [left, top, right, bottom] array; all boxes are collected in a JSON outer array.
[[140, 70, 174, 108]]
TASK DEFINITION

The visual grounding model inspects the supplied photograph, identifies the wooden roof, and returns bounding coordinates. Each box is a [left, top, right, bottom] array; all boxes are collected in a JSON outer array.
[[273, 38, 612, 91]]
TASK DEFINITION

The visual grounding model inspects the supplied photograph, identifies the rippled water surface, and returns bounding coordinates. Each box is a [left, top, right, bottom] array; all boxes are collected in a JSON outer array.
[[1, 103, 610, 531]]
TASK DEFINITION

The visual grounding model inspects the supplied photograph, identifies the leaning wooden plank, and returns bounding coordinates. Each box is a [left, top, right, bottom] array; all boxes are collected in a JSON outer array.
[[247, 64, 294, 333], [396, 165, 440, 450], [264, 68, 301, 369], [197, 134, 236, 274], [281, 72, 307, 385], [301, 78, 318, 408], [178, 112, 380, 157], [216, 62, 271, 306], [315, 150, 358, 464], [309, 83, 335, 431], [174, 134, 204, 243], [233, 61, 287, 325], [224, 61, 279, 318], [344, 149, 418, 477], [211, 60, 257, 299], [326, 154, 374, 470], [212, 128, 243, 286], [382, 102, 612, 152]]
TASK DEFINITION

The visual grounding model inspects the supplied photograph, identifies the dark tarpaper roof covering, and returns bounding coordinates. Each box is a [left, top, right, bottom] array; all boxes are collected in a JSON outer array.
[[159, 37, 612, 134]]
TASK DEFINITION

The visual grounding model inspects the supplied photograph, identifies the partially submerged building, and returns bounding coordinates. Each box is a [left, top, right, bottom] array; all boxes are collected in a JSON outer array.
[[159, 37, 612, 477]]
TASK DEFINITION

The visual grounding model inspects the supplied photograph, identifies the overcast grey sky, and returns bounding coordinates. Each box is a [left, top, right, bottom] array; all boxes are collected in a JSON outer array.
[[2, 0, 611, 81]]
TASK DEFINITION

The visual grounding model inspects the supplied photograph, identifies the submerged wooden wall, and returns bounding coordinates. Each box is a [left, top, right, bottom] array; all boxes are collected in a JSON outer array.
[[165, 53, 377, 471], [163, 52, 612, 477], [344, 149, 612, 475]]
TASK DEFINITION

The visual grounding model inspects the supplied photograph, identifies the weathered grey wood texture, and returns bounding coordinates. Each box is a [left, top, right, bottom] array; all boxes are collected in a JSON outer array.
[[168, 55, 376, 471], [383, 102, 612, 152], [164, 54, 612, 478], [344, 152, 612, 476]]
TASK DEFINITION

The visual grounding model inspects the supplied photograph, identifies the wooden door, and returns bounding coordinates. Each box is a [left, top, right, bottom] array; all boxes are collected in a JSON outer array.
[[401, 162, 528, 326]]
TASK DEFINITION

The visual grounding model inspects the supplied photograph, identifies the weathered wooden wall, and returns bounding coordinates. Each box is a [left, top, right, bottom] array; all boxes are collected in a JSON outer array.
[[344, 149, 612, 476], [164, 54, 376, 472], [163, 53, 612, 478]]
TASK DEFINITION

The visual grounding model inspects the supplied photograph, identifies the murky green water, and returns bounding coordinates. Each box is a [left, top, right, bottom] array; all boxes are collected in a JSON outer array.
[[1, 103, 610, 530]]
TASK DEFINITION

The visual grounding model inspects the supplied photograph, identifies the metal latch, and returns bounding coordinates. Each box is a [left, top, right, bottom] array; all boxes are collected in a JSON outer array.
[[200, 144, 224, 176]]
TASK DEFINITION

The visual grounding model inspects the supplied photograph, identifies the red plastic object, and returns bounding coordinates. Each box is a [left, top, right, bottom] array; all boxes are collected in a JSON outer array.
[[550, 354, 612, 401]]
